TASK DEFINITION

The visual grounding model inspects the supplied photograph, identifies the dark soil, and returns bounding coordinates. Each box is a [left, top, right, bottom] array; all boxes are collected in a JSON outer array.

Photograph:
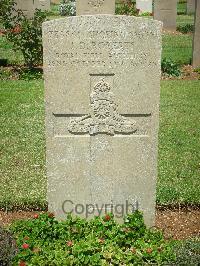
[[155, 209, 200, 240], [0, 209, 199, 240]]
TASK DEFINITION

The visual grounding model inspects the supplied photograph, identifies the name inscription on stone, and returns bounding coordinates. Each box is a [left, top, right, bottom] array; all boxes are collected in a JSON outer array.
[[44, 27, 160, 68], [88, 0, 105, 7]]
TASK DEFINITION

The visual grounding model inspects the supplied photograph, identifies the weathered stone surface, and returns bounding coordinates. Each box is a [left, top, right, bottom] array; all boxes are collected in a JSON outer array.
[[35, 0, 51, 11], [187, 0, 196, 14], [43, 15, 162, 227], [154, 0, 177, 31], [76, 0, 115, 15], [136, 0, 153, 14], [14, 0, 50, 17], [193, 0, 200, 68], [116, 0, 129, 3], [51, 0, 60, 4], [15, 0, 35, 18]]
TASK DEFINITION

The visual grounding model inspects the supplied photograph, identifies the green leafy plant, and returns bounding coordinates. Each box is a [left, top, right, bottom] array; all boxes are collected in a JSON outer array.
[[194, 67, 200, 74], [177, 11, 187, 15], [116, 0, 139, 16], [19, 67, 43, 80], [177, 24, 194, 34], [59, 0, 76, 16], [0, 0, 47, 68], [0, 67, 43, 80], [11, 211, 176, 265], [140, 12, 153, 17], [161, 58, 181, 77], [0, 0, 14, 15], [0, 226, 18, 266]]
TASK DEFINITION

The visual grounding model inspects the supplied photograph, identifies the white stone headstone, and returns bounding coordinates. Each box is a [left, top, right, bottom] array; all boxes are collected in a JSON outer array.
[[192, 0, 200, 68], [43, 15, 162, 227], [15, 0, 35, 18], [51, 0, 60, 4], [35, 0, 51, 11], [76, 0, 115, 15], [154, 0, 177, 31], [136, 0, 153, 14], [14, 0, 50, 17], [187, 0, 196, 14]]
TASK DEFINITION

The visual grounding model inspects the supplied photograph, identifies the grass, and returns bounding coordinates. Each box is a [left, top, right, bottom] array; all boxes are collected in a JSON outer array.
[[157, 80, 200, 204], [162, 34, 193, 65], [47, 3, 62, 20], [0, 79, 199, 209], [0, 36, 24, 65], [177, 2, 186, 14], [0, 80, 46, 210], [177, 14, 194, 27]]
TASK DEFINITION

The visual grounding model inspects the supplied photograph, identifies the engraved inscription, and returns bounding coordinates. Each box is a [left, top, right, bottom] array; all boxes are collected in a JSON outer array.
[[68, 79, 137, 135], [45, 27, 160, 68], [47, 51, 151, 68], [88, 0, 105, 7]]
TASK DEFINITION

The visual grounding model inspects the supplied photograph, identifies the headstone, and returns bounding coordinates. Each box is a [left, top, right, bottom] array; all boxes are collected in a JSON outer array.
[[136, 0, 153, 14], [43, 16, 162, 227], [116, 0, 129, 3], [154, 0, 177, 31], [192, 0, 200, 68], [187, 0, 196, 14], [14, 0, 50, 17], [35, 0, 51, 11], [15, 0, 35, 18], [51, 0, 60, 4], [76, 0, 115, 15]]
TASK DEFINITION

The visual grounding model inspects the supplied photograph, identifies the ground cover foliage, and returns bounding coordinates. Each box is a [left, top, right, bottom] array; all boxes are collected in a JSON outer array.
[[10, 212, 176, 265]]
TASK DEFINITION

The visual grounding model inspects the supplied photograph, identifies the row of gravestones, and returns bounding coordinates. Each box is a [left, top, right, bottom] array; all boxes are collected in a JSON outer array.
[[51, 0, 197, 15], [15, 0, 196, 31], [76, 0, 177, 31]]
